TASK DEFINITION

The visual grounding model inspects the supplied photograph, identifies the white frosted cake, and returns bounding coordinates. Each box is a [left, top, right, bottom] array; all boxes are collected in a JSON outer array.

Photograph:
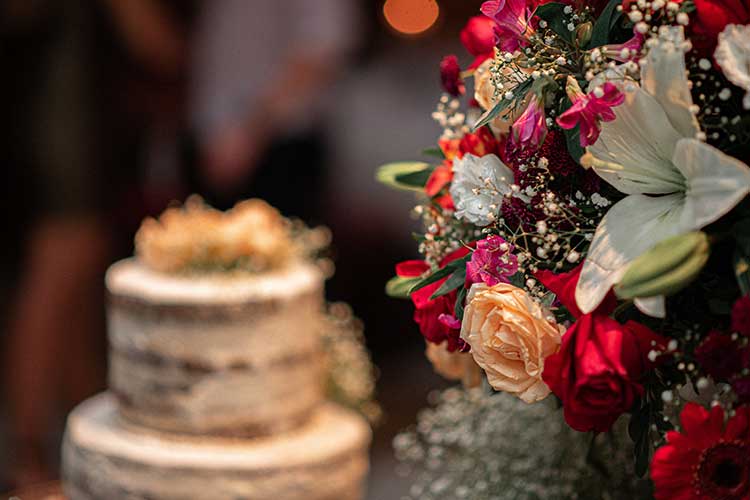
[[61, 198, 371, 500]]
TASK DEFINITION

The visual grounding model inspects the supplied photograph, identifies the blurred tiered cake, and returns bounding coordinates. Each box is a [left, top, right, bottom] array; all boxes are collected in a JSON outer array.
[[61, 198, 372, 500]]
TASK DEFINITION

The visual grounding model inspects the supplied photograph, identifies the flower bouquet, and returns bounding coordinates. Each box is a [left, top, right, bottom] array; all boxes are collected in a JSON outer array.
[[379, 0, 750, 498]]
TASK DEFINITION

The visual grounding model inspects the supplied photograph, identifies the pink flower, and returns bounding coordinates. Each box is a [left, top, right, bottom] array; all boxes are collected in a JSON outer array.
[[601, 31, 644, 62], [460, 16, 497, 69], [467, 235, 519, 286], [556, 76, 624, 147], [511, 94, 548, 150], [440, 55, 464, 97], [481, 0, 533, 51]]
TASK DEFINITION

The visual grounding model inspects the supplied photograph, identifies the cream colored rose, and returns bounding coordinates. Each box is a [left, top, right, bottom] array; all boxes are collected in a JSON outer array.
[[473, 59, 526, 135], [425, 341, 482, 388], [460, 283, 562, 403]]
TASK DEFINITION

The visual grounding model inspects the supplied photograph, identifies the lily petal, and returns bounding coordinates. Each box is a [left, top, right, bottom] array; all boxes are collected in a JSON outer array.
[[576, 194, 687, 314], [634, 296, 666, 318], [675, 138, 750, 229], [640, 27, 700, 139], [586, 88, 685, 195]]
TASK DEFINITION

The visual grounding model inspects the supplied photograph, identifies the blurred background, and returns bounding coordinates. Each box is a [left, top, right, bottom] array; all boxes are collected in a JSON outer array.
[[0, 0, 482, 497]]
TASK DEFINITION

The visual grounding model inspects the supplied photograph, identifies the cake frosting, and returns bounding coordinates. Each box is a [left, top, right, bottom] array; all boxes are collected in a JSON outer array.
[[63, 394, 370, 500], [61, 198, 371, 499], [107, 258, 326, 436]]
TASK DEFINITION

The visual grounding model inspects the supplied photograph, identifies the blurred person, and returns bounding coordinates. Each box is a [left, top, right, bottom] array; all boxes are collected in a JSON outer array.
[[186, 0, 359, 221], [0, 0, 189, 487]]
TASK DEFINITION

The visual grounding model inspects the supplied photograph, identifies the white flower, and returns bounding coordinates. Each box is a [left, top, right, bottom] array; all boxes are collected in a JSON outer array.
[[714, 24, 750, 110], [576, 28, 750, 318], [450, 154, 515, 226]]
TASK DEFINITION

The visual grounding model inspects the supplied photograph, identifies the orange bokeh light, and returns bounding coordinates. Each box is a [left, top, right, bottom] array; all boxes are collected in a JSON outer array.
[[383, 0, 440, 35]]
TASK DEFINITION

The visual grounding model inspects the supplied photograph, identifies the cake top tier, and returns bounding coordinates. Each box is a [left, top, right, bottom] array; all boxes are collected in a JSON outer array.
[[135, 196, 329, 274], [106, 258, 322, 305]]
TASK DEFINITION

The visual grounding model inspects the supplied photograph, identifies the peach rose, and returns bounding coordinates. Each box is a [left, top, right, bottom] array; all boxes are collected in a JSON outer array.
[[460, 283, 562, 403], [425, 341, 482, 388]]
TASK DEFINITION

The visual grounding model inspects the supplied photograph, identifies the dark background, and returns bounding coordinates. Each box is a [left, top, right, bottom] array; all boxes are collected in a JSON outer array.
[[0, 1, 483, 497]]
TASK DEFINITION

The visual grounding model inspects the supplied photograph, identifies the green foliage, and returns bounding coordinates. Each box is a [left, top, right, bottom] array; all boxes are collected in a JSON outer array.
[[473, 79, 533, 130], [535, 2, 574, 44], [563, 124, 585, 163], [422, 147, 446, 159], [410, 255, 471, 294], [588, 0, 624, 48], [615, 231, 710, 300], [430, 266, 467, 300], [385, 275, 422, 299], [375, 162, 433, 191]]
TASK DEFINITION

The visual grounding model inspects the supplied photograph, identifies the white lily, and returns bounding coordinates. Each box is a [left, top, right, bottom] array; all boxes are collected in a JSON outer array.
[[715, 24, 750, 110], [575, 28, 750, 317]]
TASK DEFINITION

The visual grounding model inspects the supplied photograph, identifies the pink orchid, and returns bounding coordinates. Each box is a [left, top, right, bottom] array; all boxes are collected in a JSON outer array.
[[556, 76, 625, 148], [481, 0, 534, 51], [466, 235, 519, 286], [511, 94, 548, 150], [601, 31, 645, 62]]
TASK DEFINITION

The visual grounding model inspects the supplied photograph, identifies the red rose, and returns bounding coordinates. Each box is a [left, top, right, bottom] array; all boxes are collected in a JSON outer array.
[[690, 0, 750, 55], [537, 264, 666, 432], [396, 247, 471, 352], [460, 16, 497, 69], [440, 55, 464, 97], [732, 295, 750, 336], [542, 315, 663, 432]]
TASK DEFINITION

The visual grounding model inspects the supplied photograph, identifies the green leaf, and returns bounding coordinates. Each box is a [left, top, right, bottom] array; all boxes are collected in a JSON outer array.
[[385, 275, 422, 299], [473, 79, 532, 130], [588, 0, 623, 48], [430, 267, 467, 300], [422, 147, 445, 159], [395, 167, 435, 190], [375, 162, 431, 192], [563, 123, 585, 164], [411, 255, 471, 294], [734, 249, 750, 296], [628, 400, 652, 478], [535, 3, 574, 44], [541, 292, 557, 308], [455, 285, 468, 321]]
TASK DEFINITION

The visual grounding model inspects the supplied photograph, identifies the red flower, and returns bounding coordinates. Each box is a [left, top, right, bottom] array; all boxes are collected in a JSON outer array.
[[460, 16, 497, 69], [537, 265, 666, 432], [651, 403, 750, 500], [689, 0, 750, 55], [440, 55, 464, 97], [396, 247, 471, 352], [459, 127, 502, 158], [732, 295, 750, 337], [695, 330, 745, 381], [425, 161, 453, 198]]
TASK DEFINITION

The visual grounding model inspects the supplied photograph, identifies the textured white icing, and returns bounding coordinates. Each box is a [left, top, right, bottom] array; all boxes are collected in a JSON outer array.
[[63, 394, 371, 500], [106, 258, 322, 304]]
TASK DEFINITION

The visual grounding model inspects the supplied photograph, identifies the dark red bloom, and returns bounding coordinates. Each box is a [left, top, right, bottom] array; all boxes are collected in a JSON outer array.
[[396, 247, 471, 352], [537, 264, 666, 432], [732, 295, 750, 337], [733, 375, 750, 405], [651, 403, 750, 500], [695, 330, 745, 381], [460, 16, 497, 69], [689, 0, 750, 55], [440, 55, 464, 97]]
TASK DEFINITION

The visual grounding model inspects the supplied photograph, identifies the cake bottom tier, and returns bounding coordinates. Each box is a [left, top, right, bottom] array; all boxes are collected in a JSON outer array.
[[61, 393, 371, 500]]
